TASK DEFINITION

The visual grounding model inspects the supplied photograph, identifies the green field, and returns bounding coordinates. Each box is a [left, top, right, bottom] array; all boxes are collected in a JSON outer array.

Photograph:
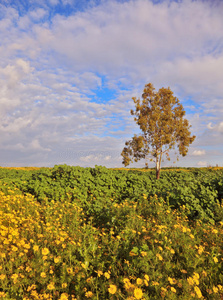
[[0, 166, 222, 299]]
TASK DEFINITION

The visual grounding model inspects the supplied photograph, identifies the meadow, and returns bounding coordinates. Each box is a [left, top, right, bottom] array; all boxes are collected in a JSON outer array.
[[0, 165, 222, 299]]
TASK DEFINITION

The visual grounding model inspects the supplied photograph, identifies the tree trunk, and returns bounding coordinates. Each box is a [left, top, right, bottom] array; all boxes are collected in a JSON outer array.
[[156, 151, 162, 180], [156, 159, 160, 180]]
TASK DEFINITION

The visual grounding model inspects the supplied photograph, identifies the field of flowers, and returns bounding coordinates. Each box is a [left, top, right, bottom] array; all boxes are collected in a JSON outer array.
[[0, 167, 223, 299]]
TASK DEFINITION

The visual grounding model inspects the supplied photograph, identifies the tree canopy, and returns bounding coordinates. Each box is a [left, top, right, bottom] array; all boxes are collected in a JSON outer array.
[[121, 83, 196, 179]]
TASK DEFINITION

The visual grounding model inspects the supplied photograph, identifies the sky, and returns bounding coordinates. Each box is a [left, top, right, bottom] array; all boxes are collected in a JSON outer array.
[[0, 0, 223, 168]]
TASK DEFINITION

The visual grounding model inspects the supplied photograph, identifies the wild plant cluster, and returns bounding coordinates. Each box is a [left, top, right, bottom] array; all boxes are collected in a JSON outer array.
[[0, 166, 222, 299]]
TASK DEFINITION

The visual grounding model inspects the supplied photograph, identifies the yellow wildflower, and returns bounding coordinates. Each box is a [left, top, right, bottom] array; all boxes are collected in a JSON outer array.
[[33, 245, 39, 252], [197, 245, 204, 255], [0, 274, 6, 280], [96, 270, 103, 277], [156, 253, 163, 261], [193, 273, 199, 285], [213, 257, 218, 263], [42, 248, 49, 255], [137, 278, 143, 285], [85, 291, 93, 298], [134, 288, 143, 299], [104, 272, 110, 279], [67, 267, 73, 274], [144, 275, 149, 281], [187, 277, 194, 285], [54, 257, 60, 263], [40, 272, 46, 278], [11, 273, 18, 283], [168, 277, 177, 285], [59, 293, 69, 300], [47, 282, 55, 290], [108, 284, 117, 294], [194, 286, 202, 298], [171, 287, 176, 293]]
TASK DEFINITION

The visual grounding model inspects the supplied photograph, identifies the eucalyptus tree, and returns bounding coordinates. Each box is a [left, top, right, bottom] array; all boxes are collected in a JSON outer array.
[[121, 83, 196, 179]]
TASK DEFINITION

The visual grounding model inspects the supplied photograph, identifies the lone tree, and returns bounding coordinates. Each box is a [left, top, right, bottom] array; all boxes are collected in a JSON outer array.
[[121, 83, 196, 179]]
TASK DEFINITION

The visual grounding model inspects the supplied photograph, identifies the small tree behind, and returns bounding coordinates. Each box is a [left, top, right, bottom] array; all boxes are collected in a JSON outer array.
[[121, 83, 196, 179]]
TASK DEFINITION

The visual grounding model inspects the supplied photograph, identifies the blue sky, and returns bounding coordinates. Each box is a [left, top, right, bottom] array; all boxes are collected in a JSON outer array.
[[0, 0, 223, 168]]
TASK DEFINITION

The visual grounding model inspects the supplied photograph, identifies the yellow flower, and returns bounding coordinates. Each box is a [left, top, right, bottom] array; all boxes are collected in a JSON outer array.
[[33, 245, 39, 252], [134, 288, 143, 299], [85, 291, 93, 298], [144, 275, 149, 281], [108, 284, 117, 294], [42, 248, 49, 256], [104, 272, 110, 279], [168, 277, 177, 285], [194, 286, 202, 298], [197, 246, 204, 255], [86, 276, 93, 283], [67, 267, 73, 274], [96, 270, 103, 277], [59, 293, 69, 300], [40, 272, 46, 278], [193, 273, 199, 285], [213, 286, 218, 293], [213, 257, 218, 263], [123, 278, 130, 284], [11, 245, 18, 252], [171, 287, 176, 293], [156, 253, 163, 261], [47, 282, 55, 290], [0, 292, 6, 298], [24, 243, 30, 249], [187, 277, 194, 285], [11, 273, 18, 282], [62, 283, 67, 288], [54, 257, 60, 263], [136, 278, 143, 285]]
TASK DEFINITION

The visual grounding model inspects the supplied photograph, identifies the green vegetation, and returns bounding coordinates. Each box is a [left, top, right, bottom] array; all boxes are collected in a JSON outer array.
[[0, 166, 222, 299]]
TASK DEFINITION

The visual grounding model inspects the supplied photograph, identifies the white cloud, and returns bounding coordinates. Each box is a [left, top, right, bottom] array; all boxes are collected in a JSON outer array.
[[29, 8, 48, 21], [192, 150, 206, 156], [197, 161, 207, 167], [207, 122, 223, 133], [0, 0, 223, 167]]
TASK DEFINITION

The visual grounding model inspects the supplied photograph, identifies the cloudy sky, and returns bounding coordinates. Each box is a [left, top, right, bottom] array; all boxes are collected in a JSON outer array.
[[0, 0, 222, 168]]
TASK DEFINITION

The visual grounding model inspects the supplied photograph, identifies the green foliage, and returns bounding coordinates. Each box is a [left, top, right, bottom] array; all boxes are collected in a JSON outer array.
[[0, 166, 222, 225]]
